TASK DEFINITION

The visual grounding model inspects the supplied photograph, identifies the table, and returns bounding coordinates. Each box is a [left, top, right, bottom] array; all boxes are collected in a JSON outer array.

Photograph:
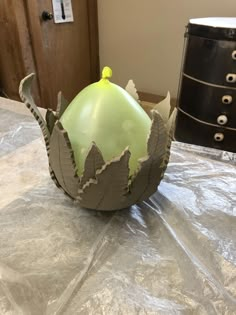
[[0, 97, 236, 314]]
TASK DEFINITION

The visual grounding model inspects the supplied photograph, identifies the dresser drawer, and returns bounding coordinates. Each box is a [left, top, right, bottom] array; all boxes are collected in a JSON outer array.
[[184, 35, 236, 86], [175, 110, 236, 153], [179, 76, 236, 128]]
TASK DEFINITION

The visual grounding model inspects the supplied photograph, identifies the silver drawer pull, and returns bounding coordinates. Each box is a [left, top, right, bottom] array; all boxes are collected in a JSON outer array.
[[226, 73, 236, 83], [222, 95, 232, 104], [214, 133, 224, 142], [217, 115, 228, 125], [232, 50, 236, 60]]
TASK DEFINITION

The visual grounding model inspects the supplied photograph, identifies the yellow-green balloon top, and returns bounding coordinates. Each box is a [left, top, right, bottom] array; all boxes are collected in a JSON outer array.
[[60, 67, 151, 176]]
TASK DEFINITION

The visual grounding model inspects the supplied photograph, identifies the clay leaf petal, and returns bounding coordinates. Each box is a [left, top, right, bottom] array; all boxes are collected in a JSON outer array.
[[147, 110, 167, 156], [129, 110, 168, 201], [160, 131, 172, 176], [19, 74, 61, 187], [46, 109, 57, 134], [56, 91, 69, 118], [49, 121, 79, 198], [19, 73, 50, 152], [79, 148, 130, 210], [80, 142, 105, 188], [167, 107, 177, 136], [159, 108, 177, 173], [125, 80, 140, 102], [153, 91, 171, 123]]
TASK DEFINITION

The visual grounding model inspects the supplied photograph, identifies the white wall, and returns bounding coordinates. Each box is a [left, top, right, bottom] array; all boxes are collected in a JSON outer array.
[[97, 0, 236, 98]]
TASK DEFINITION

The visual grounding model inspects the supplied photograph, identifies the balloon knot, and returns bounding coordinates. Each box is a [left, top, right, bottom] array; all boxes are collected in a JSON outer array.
[[102, 66, 112, 80]]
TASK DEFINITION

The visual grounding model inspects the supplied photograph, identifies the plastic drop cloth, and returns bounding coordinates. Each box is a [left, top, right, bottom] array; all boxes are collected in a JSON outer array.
[[0, 98, 236, 315]]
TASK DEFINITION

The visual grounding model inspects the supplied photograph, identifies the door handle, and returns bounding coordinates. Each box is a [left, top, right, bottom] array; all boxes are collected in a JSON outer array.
[[41, 11, 54, 21]]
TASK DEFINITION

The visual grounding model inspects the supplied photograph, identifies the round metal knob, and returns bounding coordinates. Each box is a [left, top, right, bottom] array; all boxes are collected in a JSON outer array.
[[222, 95, 232, 104], [226, 73, 236, 83], [232, 50, 236, 60], [217, 115, 228, 125], [214, 133, 224, 142], [42, 11, 53, 21]]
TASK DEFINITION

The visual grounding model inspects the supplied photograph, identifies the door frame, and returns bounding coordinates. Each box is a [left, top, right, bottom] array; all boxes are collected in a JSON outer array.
[[87, 0, 100, 82], [0, 0, 40, 103]]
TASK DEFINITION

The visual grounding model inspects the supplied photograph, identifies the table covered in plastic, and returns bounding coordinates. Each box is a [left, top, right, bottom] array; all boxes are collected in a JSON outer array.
[[0, 97, 235, 315]]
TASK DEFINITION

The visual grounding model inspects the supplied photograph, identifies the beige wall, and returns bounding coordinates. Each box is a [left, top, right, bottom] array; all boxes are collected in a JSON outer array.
[[97, 0, 236, 98]]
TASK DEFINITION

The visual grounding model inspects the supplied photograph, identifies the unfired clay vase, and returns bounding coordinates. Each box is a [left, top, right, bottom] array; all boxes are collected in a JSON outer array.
[[19, 71, 176, 211]]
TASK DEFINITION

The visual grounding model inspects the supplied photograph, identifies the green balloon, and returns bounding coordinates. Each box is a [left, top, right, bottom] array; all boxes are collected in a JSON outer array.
[[60, 67, 151, 176]]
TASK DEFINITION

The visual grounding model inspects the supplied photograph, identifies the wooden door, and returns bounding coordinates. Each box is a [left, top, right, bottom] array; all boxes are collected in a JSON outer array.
[[0, 0, 99, 109], [25, 0, 99, 109]]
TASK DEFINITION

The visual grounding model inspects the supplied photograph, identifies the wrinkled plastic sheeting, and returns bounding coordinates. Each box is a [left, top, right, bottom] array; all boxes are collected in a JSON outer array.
[[0, 105, 236, 315]]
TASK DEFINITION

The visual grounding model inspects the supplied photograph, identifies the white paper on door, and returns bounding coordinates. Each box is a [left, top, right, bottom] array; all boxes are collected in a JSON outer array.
[[52, 0, 74, 24]]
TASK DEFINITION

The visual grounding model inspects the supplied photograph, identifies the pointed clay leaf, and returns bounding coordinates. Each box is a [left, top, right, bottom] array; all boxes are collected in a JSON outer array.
[[56, 91, 69, 118], [49, 121, 79, 198], [19, 73, 50, 153], [147, 110, 167, 157], [46, 109, 57, 134], [167, 107, 177, 137], [19, 74, 61, 188], [80, 142, 105, 188], [160, 133, 172, 178], [79, 148, 131, 210], [49, 165, 59, 186], [125, 80, 140, 102], [127, 110, 168, 202], [159, 108, 176, 175], [154, 91, 171, 123]]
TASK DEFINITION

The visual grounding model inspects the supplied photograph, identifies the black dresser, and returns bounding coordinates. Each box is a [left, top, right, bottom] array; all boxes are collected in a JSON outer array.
[[175, 17, 236, 153]]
